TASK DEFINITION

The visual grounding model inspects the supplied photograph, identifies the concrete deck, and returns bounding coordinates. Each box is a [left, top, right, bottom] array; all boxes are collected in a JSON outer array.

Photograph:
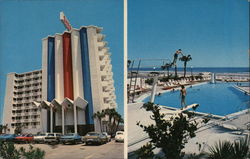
[[128, 102, 250, 157]]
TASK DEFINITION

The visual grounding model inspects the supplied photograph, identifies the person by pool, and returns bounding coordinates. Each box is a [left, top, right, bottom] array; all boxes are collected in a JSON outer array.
[[180, 85, 187, 109]]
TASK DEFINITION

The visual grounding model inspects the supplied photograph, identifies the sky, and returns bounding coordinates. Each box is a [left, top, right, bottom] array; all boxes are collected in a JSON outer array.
[[0, 0, 124, 123], [128, 0, 249, 68]]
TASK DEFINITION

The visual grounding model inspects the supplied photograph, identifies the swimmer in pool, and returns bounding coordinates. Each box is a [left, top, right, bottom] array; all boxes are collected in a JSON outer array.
[[180, 85, 187, 109]]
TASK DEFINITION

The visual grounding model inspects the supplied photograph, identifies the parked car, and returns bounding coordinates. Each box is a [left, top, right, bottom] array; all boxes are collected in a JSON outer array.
[[44, 133, 61, 144], [33, 133, 48, 143], [82, 132, 107, 145], [15, 134, 34, 143], [60, 133, 82, 145], [0, 134, 18, 142], [115, 131, 124, 142], [102, 132, 111, 142]]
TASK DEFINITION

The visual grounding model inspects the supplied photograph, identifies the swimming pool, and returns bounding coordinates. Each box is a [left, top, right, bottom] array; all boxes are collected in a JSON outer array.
[[143, 82, 250, 116]]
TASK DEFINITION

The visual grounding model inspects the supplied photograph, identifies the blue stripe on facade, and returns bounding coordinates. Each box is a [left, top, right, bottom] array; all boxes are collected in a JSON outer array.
[[47, 37, 55, 102], [79, 28, 94, 124]]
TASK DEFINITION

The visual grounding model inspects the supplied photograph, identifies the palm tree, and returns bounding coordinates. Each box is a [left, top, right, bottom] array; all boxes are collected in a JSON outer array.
[[104, 108, 116, 133], [114, 114, 124, 132], [93, 111, 105, 132], [172, 49, 182, 78], [207, 137, 250, 159], [0, 125, 2, 134], [127, 60, 132, 68], [14, 124, 24, 134], [231, 137, 250, 159], [179, 54, 192, 78], [161, 63, 172, 77]]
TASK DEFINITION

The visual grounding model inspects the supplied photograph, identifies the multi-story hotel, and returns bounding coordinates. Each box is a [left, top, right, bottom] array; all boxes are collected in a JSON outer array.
[[3, 25, 117, 135], [3, 70, 43, 134]]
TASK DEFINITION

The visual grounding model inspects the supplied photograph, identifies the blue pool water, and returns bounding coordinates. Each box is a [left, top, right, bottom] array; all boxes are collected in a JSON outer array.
[[143, 82, 250, 116]]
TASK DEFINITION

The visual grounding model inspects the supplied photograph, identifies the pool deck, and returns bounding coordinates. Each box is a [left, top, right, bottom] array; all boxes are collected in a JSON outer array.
[[234, 85, 250, 95], [133, 81, 208, 103], [128, 101, 250, 157]]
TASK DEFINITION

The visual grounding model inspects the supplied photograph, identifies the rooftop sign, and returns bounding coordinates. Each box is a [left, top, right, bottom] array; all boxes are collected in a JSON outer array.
[[60, 12, 72, 31]]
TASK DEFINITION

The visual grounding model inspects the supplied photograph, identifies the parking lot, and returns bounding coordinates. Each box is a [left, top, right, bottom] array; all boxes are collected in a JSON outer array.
[[14, 140, 124, 159]]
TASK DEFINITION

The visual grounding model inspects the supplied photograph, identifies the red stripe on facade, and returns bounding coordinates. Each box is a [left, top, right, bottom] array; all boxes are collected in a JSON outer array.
[[63, 33, 74, 100]]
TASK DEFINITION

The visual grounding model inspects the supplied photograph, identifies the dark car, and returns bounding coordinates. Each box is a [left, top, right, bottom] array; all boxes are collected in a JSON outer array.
[[82, 132, 107, 145], [60, 133, 82, 145], [0, 134, 18, 142]]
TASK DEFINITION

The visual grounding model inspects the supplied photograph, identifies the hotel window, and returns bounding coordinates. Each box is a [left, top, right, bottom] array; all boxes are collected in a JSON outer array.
[[25, 79, 31, 82], [18, 86, 24, 89]]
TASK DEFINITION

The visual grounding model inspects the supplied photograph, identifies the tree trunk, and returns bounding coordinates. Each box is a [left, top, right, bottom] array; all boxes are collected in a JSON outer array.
[[99, 117, 102, 132], [184, 62, 187, 78], [175, 65, 177, 78], [115, 120, 120, 133], [167, 68, 170, 77]]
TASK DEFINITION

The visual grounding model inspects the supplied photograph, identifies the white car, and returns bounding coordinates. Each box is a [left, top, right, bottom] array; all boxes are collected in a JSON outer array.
[[33, 133, 48, 143], [102, 132, 111, 142], [44, 133, 62, 144], [115, 131, 124, 142]]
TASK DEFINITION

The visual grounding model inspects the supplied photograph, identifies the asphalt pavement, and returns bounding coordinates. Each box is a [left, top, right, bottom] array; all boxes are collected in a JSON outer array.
[[15, 140, 124, 159]]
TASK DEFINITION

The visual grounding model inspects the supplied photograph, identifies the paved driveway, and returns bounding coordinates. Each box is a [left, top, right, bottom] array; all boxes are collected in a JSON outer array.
[[15, 140, 124, 159]]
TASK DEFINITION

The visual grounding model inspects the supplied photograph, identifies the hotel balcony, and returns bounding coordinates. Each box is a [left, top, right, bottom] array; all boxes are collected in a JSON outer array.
[[103, 91, 110, 98], [23, 112, 30, 116], [99, 47, 109, 56], [98, 41, 107, 50], [16, 120, 21, 123], [100, 70, 108, 76], [15, 113, 22, 116], [32, 111, 38, 115], [102, 81, 109, 87], [31, 118, 37, 122], [23, 119, 29, 123], [100, 59, 106, 67], [97, 34, 105, 42], [103, 103, 111, 108]]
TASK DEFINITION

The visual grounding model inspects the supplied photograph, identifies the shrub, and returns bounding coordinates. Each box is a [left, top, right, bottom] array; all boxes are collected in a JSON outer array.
[[0, 142, 45, 159], [137, 102, 200, 159]]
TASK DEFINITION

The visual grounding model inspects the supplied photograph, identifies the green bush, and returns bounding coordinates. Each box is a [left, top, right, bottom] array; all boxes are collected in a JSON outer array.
[[136, 102, 200, 159], [0, 141, 20, 159], [145, 78, 154, 85], [20, 145, 45, 159], [0, 142, 45, 159]]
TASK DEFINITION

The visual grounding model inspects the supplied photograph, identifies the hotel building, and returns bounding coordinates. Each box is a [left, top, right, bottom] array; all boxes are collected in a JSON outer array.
[[3, 70, 43, 134], [3, 26, 117, 135]]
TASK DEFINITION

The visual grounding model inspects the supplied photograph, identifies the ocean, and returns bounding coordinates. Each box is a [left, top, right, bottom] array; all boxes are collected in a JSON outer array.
[[129, 67, 249, 74]]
